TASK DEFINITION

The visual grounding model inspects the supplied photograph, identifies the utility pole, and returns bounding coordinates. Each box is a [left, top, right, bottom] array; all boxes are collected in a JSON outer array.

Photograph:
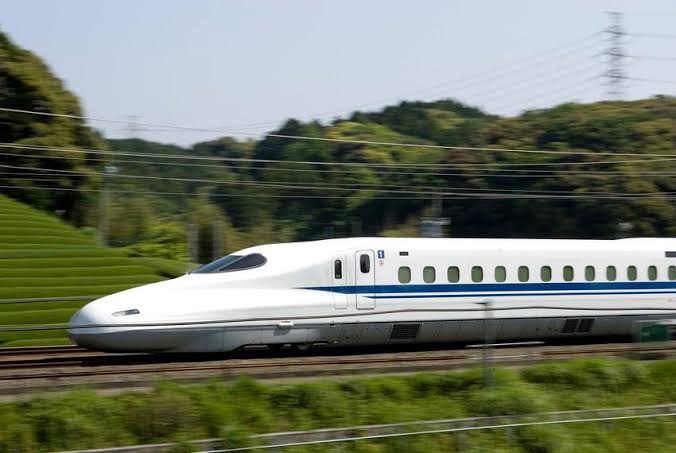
[[419, 197, 450, 238], [127, 115, 140, 148], [212, 219, 222, 260], [481, 299, 495, 388], [603, 11, 627, 100], [187, 221, 198, 272], [99, 116, 137, 245]]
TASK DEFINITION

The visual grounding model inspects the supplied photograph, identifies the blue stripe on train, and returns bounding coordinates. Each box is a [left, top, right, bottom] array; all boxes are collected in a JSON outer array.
[[373, 290, 676, 299], [304, 281, 676, 295]]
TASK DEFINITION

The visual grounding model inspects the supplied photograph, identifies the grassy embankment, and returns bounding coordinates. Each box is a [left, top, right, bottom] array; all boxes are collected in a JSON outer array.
[[0, 194, 185, 347], [2, 357, 676, 452]]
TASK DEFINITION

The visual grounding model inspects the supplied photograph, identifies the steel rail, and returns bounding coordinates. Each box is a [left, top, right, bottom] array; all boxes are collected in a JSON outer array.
[[1, 342, 675, 382], [0, 345, 85, 357], [0, 352, 469, 380]]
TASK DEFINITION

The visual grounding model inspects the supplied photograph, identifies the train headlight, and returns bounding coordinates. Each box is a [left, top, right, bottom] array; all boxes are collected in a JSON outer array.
[[112, 309, 140, 317]]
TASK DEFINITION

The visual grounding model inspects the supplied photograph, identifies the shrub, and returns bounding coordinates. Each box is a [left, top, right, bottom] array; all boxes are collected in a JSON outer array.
[[471, 385, 549, 417], [522, 358, 647, 391]]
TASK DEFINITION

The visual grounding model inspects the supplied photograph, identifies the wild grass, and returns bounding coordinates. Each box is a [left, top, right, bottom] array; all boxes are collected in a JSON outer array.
[[1, 358, 675, 452]]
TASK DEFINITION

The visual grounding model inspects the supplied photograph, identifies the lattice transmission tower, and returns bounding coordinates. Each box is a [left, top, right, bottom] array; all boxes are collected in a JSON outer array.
[[603, 11, 627, 100]]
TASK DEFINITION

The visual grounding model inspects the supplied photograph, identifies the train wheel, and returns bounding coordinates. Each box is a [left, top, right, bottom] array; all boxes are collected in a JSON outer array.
[[292, 343, 312, 352]]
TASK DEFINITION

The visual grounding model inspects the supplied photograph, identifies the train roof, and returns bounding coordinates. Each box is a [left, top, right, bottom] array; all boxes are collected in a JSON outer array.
[[238, 237, 676, 256]]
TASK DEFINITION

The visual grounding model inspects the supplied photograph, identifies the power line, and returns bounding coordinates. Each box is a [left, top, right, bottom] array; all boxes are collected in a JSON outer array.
[[8, 149, 676, 177], [627, 77, 676, 86], [3, 183, 676, 201], [628, 32, 676, 40], [3, 142, 676, 176], [464, 59, 601, 106], [213, 32, 604, 130], [627, 55, 676, 62], [3, 163, 675, 199], [490, 76, 599, 114], [8, 109, 669, 157]]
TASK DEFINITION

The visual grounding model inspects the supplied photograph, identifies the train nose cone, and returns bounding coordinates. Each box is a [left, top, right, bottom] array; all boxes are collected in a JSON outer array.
[[68, 303, 109, 350]]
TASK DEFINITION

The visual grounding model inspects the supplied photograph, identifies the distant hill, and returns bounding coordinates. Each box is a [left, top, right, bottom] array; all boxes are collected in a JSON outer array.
[[0, 194, 185, 347]]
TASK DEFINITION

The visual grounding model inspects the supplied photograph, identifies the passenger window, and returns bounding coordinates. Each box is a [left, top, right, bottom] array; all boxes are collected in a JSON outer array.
[[541, 266, 552, 282], [472, 266, 483, 283], [648, 265, 658, 281], [334, 260, 342, 279], [563, 266, 574, 281], [585, 266, 595, 281], [627, 266, 637, 281], [398, 266, 411, 284], [494, 266, 506, 282], [423, 266, 436, 283], [518, 266, 529, 282], [606, 266, 617, 281], [670, 266, 676, 281], [447, 266, 460, 283], [360, 254, 370, 273]]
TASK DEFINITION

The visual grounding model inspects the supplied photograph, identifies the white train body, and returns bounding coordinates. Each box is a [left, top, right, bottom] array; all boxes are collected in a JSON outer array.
[[68, 237, 676, 353]]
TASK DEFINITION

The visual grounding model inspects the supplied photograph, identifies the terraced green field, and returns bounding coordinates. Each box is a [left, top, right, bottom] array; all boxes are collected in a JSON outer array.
[[0, 194, 185, 347]]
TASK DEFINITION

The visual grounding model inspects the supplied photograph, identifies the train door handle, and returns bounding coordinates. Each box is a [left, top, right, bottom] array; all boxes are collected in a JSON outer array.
[[277, 320, 294, 329]]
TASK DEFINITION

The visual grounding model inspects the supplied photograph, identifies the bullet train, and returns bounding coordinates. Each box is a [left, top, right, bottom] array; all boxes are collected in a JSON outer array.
[[68, 237, 676, 353]]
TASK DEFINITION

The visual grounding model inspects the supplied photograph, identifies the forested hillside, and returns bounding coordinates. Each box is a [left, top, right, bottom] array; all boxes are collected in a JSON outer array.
[[105, 96, 676, 262], [1, 30, 675, 264], [0, 31, 106, 225]]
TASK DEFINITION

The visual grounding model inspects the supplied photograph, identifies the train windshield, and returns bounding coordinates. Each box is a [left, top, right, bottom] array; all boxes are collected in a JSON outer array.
[[192, 253, 267, 273]]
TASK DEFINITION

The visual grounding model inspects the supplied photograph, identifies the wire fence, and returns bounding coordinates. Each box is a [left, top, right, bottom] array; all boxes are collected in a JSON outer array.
[[56, 403, 676, 453]]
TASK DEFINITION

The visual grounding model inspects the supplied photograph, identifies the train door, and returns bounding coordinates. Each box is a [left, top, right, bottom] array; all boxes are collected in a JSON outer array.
[[331, 255, 348, 309], [355, 250, 375, 309]]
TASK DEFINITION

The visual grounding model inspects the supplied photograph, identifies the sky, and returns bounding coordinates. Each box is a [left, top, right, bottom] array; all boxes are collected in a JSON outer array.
[[2, 0, 675, 146]]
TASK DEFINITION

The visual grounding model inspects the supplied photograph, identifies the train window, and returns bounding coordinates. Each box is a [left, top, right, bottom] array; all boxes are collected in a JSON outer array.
[[334, 260, 342, 279], [563, 266, 574, 281], [606, 266, 617, 281], [472, 266, 483, 283], [399, 266, 411, 284], [360, 254, 370, 273], [585, 266, 595, 281], [670, 266, 676, 280], [541, 266, 552, 282], [192, 253, 266, 273], [648, 265, 658, 281], [627, 265, 637, 281], [518, 266, 529, 282], [447, 266, 460, 283], [423, 266, 436, 283], [494, 266, 506, 282]]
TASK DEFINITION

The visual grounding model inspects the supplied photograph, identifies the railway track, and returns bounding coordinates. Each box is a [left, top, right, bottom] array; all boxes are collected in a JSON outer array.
[[0, 345, 86, 357], [1, 341, 675, 396]]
